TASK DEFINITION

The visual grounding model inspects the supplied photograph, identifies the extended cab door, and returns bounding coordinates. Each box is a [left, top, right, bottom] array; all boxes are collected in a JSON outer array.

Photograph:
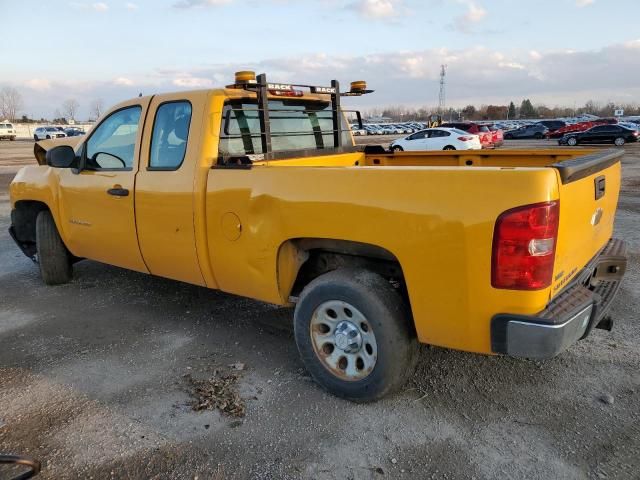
[[134, 92, 206, 286], [57, 100, 151, 272]]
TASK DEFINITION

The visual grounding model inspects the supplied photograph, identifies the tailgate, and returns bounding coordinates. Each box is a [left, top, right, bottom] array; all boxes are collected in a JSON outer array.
[[551, 149, 623, 296]]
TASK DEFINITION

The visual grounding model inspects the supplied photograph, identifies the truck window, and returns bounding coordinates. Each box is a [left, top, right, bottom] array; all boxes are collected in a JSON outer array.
[[149, 101, 192, 170], [219, 99, 350, 157], [86, 106, 141, 170]]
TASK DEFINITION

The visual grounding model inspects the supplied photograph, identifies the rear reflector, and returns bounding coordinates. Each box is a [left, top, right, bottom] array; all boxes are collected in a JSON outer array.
[[492, 201, 560, 290]]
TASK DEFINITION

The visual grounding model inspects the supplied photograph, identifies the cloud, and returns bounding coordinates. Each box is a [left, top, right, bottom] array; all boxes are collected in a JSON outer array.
[[125, 2, 138, 10], [452, 0, 487, 33], [26, 79, 52, 91], [173, 0, 233, 8], [348, 0, 403, 19], [575, 0, 594, 6], [172, 76, 214, 88], [69, 1, 109, 10], [113, 77, 134, 86]]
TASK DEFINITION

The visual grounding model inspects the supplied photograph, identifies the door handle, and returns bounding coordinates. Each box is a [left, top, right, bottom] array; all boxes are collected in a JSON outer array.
[[107, 187, 129, 197]]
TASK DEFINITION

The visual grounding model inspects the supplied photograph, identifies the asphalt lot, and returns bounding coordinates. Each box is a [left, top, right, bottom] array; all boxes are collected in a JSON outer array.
[[1, 138, 639, 479]]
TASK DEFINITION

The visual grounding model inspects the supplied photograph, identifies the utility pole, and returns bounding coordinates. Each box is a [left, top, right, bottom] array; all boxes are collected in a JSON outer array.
[[438, 64, 447, 115]]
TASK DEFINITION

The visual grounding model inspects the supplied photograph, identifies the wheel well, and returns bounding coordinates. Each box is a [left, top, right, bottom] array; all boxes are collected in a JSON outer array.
[[279, 239, 408, 302], [11, 200, 50, 257]]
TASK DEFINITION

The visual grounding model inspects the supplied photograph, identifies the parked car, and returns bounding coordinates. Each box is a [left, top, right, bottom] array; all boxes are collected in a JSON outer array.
[[537, 120, 566, 133], [548, 121, 598, 139], [504, 124, 549, 139], [390, 128, 482, 151], [0, 121, 17, 141], [33, 126, 66, 140], [441, 122, 493, 148], [559, 125, 639, 146], [487, 125, 504, 147], [64, 127, 86, 137]]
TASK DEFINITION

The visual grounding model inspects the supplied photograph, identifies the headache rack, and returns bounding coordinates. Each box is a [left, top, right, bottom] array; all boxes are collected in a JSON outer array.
[[217, 73, 372, 166]]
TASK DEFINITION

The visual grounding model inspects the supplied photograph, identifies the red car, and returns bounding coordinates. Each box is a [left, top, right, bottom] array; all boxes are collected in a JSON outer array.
[[442, 122, 493, 148], [487, 124, 504, 147]]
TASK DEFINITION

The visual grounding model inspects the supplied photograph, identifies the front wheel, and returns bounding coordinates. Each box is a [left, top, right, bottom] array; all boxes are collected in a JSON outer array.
[[534, 132, 543, 139], [614, 137, 625, 146], [36, 210, 72, 285], [504, 133, 512, 139], [46, 135, 51, 140], [10, 136, 15, 141], [567, 137, 578, 146], [294, 268, 419, 402], [391, 145, 404, 153], [443, 145, 456, 150], [33, 135, 38, 141]]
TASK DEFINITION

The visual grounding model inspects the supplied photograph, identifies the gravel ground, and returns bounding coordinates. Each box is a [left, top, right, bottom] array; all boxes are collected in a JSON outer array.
[[0, 138, 638, 479]]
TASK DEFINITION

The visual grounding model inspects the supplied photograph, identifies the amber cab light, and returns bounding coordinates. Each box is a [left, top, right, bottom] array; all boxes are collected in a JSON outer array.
[[491, 201, 560, 290]]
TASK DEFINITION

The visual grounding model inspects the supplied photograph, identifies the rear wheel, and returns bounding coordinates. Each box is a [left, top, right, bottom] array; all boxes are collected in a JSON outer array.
[[33, 135, 38, 141], [443, 145, 456, 150], [36, 211, 72, 285], [10, 136, 15, 141], [294, 268, 419, 402], [534, 132, 543, 139], [614, 137, 625, 146], [567, 137, 578, 146], [391, 145, 404, 153], [504, 133, 512, 139], [46, 135, 51, 140]]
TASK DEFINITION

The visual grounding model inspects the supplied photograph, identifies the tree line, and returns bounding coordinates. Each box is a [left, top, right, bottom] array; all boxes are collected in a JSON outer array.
[[364, 99, 640, 122], [0, 88, 104, 123]]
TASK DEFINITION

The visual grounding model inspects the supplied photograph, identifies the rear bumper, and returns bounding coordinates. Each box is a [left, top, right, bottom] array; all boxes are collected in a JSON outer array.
[[491, 238, 627, 359]]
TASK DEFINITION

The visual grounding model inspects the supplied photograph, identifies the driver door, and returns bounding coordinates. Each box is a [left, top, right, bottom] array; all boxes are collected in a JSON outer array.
[[57, 99, 151, 272]]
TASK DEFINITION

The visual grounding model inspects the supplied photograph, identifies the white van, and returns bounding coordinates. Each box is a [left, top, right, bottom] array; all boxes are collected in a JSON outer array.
[[0, 121, 16, 140]]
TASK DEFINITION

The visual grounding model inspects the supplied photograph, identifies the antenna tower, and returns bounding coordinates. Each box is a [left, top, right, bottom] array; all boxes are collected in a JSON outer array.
[[438, 64, 447, 114]]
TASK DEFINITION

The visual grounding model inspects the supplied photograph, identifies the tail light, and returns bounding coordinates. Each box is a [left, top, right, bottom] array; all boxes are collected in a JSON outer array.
[[457, 136, 473, 141], [492, 201, 560, 290]]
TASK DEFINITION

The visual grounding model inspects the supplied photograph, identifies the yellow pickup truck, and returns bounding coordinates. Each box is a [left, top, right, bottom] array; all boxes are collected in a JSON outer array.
[[9, 72, 628, 401]]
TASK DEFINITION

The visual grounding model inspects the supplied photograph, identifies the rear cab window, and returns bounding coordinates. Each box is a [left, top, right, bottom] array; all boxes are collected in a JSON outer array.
[[219, 99, 351, 159]]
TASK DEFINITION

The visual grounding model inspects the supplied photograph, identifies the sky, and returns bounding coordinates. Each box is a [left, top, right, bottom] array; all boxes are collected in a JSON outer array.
[[2, 0, 640, 119]]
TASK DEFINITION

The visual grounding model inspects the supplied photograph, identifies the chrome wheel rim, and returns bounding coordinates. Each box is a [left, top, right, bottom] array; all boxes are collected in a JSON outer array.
[[615, 138, 624, 146], [309, 300, 378, 381]]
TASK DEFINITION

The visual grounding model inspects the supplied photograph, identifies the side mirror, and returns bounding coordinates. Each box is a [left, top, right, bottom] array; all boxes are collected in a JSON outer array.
[[46, 145, 77, 168]]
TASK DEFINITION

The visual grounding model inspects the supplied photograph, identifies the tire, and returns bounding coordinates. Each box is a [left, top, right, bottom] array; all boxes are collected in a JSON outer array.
[[294, 268, 419, 402], [46, 135, 51, 140], [443, 145, 456, 150], [10, 136, 16, 141], [36, 210, 72, 285], [534, 132, 543, 139], [504, 133, 512, 139], [391, 145, 404, 153], [34, 135, 38, 141], [614, 137, 625, 146], [567, 137, 578, 146]]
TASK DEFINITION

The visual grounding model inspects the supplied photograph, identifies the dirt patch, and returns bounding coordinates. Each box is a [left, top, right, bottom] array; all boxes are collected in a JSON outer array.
[[185, 369, 247, 418]]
